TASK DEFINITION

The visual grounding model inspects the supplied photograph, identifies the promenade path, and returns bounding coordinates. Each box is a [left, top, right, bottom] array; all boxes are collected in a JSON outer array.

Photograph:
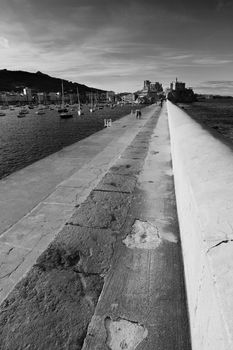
[[0, 104, 191, 350]]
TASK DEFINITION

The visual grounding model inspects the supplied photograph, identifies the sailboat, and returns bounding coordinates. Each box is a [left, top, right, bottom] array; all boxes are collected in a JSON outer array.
[[58, 80, 73, 119], [77, 86, 82, 116]]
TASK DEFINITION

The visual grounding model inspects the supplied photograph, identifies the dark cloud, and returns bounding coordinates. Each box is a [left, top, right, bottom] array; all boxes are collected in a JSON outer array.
[[0, 0, 233, 91]]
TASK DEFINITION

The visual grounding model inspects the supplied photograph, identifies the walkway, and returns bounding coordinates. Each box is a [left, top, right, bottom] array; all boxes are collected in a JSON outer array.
[[0, 104, 191, 350]]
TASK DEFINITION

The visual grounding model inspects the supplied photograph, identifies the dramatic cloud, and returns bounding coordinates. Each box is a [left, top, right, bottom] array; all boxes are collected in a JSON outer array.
[[0, 0, 233, 92]]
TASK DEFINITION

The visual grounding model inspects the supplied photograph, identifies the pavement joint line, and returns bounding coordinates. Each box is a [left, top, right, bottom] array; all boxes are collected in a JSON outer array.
[[42, 201, 75, 206], [0, 242, 32, 251], [93, 189, 131, 194], [66, 222, 126, 231], [109, 171, 141, 175]]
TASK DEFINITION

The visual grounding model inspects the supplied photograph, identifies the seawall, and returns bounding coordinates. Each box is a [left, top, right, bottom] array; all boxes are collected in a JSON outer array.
[[167, 100, 233, 349]]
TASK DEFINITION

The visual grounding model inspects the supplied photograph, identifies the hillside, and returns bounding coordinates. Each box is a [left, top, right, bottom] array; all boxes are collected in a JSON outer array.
[[0, 69, 106, 94]]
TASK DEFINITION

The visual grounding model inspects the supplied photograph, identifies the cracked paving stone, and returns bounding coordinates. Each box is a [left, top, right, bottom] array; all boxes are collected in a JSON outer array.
[[0, 244, 30, 280], [68, 191, 132, 230], [123, 219, 161, 249], [105, 317, 148, 350]]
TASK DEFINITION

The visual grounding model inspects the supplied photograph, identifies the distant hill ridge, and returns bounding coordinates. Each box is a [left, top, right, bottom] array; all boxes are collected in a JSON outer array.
[[0, 69, 106, 94]]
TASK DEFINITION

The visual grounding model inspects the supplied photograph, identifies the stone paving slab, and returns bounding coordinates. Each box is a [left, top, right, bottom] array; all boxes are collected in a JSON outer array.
[[120, 146, 148, 159], [0, 266, 103, 350], [109, 158, 145, 176], [83, 301, 190, 350], [37, 225, 115, 275], [0, 203, 73, 251], [68, 191, 132, 230], [95, 173, 137, 193]]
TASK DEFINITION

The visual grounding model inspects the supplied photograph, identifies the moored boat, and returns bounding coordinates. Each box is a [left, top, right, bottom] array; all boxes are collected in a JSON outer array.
[[20, 108, 29, 114], [58, 80, 73, 119], [36, 110, 46, 115], [60, 112, 73, 119], [17, 111, 27, 118]]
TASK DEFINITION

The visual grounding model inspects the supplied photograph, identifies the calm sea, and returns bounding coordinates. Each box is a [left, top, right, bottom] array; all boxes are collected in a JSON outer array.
[[0, 105, 134, 179], [180, 99, 233, 143]]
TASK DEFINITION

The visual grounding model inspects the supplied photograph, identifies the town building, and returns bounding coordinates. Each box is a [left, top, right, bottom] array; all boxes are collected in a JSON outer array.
[[137, 80, 163, 103], [48, 92, 60, 103], [0, 92, 28, 104], [121, 93, 136, 103], [167, 78, 196, 103], [106, 91, 115, 102]]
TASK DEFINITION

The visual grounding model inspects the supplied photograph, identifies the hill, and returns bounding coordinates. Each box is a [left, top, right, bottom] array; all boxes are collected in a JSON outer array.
[[0, 69, 106, 94]]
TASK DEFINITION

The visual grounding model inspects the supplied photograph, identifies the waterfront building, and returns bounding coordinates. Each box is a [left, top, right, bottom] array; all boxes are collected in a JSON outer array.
[[37, 92, 46, 104], [167, 78, 196, 103], [0, 92, 27, 104], [121, 93, 136, 103], [106, 91, 115, 102], [137, 80, 163, 103], [48, 92, 60, 103]]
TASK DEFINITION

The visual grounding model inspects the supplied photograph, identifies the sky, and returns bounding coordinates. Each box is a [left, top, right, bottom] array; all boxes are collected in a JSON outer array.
[[0, 0, 233, 94]]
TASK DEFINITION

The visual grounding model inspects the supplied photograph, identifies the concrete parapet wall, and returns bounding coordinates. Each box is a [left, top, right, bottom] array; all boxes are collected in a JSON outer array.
[[167, 101, 233, 350]]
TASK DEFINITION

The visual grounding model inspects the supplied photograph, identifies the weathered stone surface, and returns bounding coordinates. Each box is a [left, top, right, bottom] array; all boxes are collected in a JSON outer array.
[[95, 173, 137, 193], [38, 225, 116, 275], [120, 146, 148, 159], [0, 266, 103, 350], [109, 158, 144, 176], [0, 225, 116, 349], [68, 191, 132, 230]]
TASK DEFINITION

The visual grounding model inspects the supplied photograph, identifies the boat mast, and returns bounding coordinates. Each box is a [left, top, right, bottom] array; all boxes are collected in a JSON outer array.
[[61, 80, 64, 108], [77, 86, 80, 109]]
